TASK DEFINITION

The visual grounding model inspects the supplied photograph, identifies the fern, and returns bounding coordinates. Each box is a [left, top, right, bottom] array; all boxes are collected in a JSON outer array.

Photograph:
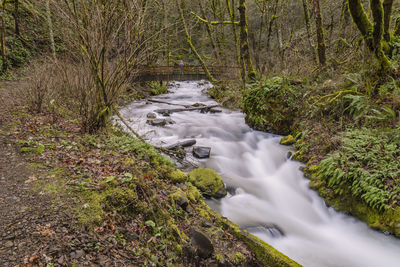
[[318, 128, 400, 211]]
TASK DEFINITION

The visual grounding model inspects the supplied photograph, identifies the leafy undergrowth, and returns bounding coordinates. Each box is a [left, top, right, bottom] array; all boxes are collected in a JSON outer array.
[[242, 77, 303, 135], [240, 70, 400, 236], [4, 107, 263, 266], [208, 80, 243, 109]]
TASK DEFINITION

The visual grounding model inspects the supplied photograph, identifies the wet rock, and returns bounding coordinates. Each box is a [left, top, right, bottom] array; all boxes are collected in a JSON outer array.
[[190, 229, 214, 258], [165, 139, 196, 150], [192, 146, 211, 159], [146, 112, 157, 119], [209, 108, 222, 113], [165, 118, 176, 125], [147, 119, 167, 127], [155, 109, 171, 116], [188, 168, 227, 198], [169, 189, 188, 210]]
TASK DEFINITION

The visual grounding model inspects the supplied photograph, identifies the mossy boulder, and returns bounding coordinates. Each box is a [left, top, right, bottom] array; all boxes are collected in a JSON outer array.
[[188, 168, 227, 198], [166, 169, 188, 184], [280, 135, 295, 145]]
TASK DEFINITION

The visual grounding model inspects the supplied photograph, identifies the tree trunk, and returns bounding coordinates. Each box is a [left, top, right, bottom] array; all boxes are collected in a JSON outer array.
[[239, 0, 255, 82], [348, 0, 391, 70], [371, 0, 391, 69], [177, 0, 216, 83], [312, 0, 326, 66], [0, 3, 7, 72], [302, 0, 317, 63], [46, 0, 56, 60], [348, 0, 373, 49], [383, 0, 394, 42], [226, 0, 240, 67], [199, 1, 219, 61]]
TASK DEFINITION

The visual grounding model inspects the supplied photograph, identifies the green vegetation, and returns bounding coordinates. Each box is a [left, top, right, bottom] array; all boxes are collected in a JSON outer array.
[[242, 77, 302, 135], [188, 168, 227, 198]]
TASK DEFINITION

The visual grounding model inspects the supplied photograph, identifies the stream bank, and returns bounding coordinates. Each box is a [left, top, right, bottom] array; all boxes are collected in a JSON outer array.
[[121, 80, 400, 267]]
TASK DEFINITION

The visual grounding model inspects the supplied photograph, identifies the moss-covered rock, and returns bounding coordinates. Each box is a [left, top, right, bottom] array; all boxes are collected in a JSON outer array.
[[169, 189, 188, 210], [166, 169, 188, 184], [280, 135, 295, 145], [188, 168, 227, 198]]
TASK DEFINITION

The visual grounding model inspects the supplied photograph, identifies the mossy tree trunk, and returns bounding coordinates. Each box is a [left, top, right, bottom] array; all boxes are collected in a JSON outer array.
[[239, 0, 255, 83], [199, 1, 219, 61], [302, 0, 317, 63], [226, 0, 241, 67], [177, 0, 216, 83], [312, 0, 326, 66], [383, 0, 394, 42], [348, 0, 391, 70]]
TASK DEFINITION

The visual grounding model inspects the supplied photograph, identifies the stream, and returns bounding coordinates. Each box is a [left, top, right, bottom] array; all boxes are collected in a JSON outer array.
[[120, 81, 400, 267]]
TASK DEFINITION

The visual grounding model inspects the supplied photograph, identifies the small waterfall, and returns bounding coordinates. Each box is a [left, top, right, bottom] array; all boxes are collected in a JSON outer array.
[[120, 81, 400, 267]]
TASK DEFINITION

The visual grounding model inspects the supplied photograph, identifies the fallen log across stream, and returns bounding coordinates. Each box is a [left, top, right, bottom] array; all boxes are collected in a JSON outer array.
[[155, 104, 220, 115]]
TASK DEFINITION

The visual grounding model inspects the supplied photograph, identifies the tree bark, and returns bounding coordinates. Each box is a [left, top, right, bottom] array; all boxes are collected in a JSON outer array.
[[239, 0, 255, 82], [226, 0, 240, 67], [199, 1, 219, 61], [383, 0, 394, 42], [302, 0, 317, 63], [348, 0, 373, 49], [312, 0, 326, 66]]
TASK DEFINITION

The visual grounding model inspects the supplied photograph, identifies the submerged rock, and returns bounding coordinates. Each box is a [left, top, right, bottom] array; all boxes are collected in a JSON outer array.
[[146, 112, 157, 119], [147, 119, 167, 127], [193, 146, 211, 159], [188, 168, 227, 198]]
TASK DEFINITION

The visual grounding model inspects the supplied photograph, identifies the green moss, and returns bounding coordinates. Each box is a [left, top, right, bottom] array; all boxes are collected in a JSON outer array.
[[217, 216, 300, 266], [166, 170, 187, 184], [280, 135, 295, 145], [196, 207, 211, 221], [242, 77, 303, 135], [215, 253, 224, 263], [234, 252, 245, 264], [77, 187, 138, 226], [188, 168, 226, 198], [187, 184, 202, 203]]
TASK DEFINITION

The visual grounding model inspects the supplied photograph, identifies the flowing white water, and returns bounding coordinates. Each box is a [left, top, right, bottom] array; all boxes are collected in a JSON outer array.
[[120, 81, 400, 267]]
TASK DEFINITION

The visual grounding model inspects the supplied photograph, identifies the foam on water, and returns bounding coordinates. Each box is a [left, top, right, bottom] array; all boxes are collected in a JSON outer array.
[[120, 81, 400, 267]]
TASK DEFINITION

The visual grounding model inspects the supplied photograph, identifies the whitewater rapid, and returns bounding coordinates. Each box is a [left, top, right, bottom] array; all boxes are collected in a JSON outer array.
[[120, 81, 400, 267]]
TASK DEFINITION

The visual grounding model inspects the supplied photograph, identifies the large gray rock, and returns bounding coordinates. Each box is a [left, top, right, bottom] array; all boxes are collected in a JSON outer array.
[[190, 229, 214, 259], [193, 146, 211, 159]]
